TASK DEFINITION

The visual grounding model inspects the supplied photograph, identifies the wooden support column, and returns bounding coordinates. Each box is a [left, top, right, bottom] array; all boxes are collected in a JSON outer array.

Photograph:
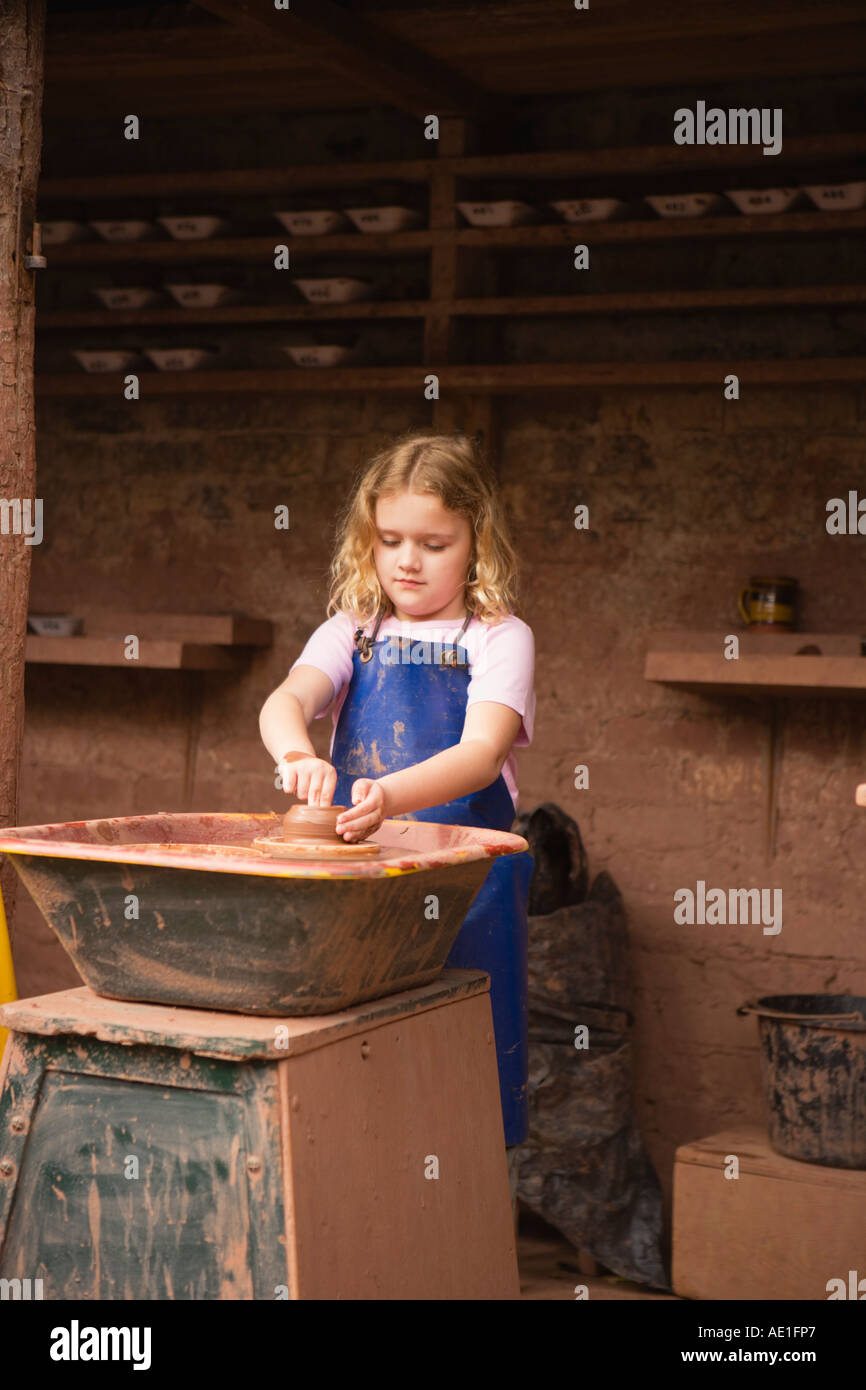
[[428, 119, 501, 473], [425, 116, 464, 373], [0, 2, 45, 934]]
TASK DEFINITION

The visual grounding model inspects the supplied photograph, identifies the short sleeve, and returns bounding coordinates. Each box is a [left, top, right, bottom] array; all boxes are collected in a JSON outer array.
[[466, 616, 535, 746], [289, 612, 356, 719]]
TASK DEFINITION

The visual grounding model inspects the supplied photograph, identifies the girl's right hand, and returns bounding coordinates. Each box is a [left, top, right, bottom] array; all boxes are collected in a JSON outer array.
[[277, 752, 337, 807]]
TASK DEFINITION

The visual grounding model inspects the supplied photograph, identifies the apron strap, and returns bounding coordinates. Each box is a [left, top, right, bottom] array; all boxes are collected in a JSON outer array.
[[354, 607, 474, 663], [442, 610, 473, 666], [353, 607, 386, 663]]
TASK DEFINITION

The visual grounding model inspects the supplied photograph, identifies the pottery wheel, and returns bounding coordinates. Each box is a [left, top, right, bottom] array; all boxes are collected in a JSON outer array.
[[253, 801, 381, 859], [252, 835, 381, 860]]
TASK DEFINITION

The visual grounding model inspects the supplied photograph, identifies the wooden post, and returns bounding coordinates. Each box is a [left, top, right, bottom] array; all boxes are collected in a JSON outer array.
[[0, 2, 46, 942], [425, 115, 466, 371], [428, 119, 501, 472]]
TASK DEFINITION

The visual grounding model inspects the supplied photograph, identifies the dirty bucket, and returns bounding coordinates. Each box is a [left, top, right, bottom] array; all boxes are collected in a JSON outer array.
[[737, 995, 866, 1168]]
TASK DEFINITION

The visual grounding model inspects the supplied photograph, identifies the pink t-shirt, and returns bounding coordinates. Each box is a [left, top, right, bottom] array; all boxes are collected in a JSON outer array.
[[290, 610, 535, 812]]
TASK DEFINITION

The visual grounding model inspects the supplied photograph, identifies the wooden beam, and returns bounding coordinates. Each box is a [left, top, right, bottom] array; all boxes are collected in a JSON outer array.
[[36, 132, 866, 207], [36, 212, 866, 276], [35, 358, 866, 398], [36, 132, 866, 202], [189, 0, 490, 117], [38, 284, 866, 331], [425, 116, 465, 366], [0, 0, 45, 945], [38, 159, 439, 201]]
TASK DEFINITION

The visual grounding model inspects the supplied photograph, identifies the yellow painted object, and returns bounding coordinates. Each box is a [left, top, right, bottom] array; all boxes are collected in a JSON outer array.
[[0, 884, 17, 1058]]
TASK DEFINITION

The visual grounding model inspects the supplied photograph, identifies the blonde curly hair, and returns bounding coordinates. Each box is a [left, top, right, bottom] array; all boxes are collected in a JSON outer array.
[[327, 430, 521, 626]]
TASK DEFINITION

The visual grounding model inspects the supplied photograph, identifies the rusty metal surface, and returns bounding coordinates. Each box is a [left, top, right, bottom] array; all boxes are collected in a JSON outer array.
[[0, 1028, 286, 1299], [0, 813, 524, 1014], [0, 811, 528, 880]]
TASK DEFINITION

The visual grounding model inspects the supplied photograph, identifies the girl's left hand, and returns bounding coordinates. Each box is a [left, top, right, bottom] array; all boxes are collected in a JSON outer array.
[[335, 779, 387, 841]]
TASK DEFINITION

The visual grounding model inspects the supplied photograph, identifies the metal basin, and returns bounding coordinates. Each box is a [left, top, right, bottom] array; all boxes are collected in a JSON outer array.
[[0, 812, 528, 1015]]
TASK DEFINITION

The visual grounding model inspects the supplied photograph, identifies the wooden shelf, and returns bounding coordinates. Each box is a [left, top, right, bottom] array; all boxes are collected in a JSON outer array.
[[25, 637, 243, 669], [78, 612, 273, 644], [38, 300, 431, 329], [454, 210, 866, 250], [38, 209, 866, 269], [37, 284, 866, 331], [645, 631, 866, 697], [42, 230, 431, 267], [34, 358, 866, 397], [25, 612, 272, 669], [36, 132, 866, 387], [36, 133, 866, 202]]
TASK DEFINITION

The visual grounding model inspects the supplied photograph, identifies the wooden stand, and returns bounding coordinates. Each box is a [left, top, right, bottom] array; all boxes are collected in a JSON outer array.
[[0, 970, 519, 1300], [672, 1126, 866, 1300]]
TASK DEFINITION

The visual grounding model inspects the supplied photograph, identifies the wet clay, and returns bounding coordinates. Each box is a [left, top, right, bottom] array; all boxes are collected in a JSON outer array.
[[281, 804, 349, 844], [251, 803, 382, 860]]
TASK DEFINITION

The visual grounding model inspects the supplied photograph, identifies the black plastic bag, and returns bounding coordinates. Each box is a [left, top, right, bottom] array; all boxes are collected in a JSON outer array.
[[513, 804, 669, 1291]]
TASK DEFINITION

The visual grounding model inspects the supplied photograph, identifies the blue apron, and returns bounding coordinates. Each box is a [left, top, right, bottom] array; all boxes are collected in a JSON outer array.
[[330, 607, 532, 1145]]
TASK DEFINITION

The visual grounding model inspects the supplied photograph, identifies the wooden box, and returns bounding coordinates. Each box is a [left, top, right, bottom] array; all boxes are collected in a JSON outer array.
[[673, 1125, 866, 1300], [0, 970, 519, 1300]]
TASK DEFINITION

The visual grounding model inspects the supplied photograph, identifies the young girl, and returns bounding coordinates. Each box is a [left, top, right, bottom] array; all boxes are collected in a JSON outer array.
[[259, 430, 535, 1207]]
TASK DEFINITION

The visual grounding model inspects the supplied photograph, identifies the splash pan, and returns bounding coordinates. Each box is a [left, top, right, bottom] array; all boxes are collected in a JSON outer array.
[[0, 812, 528, 1015]]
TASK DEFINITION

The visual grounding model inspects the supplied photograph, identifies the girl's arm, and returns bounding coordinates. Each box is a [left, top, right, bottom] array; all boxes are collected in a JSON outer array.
[[260, 666, 341, 804], [339, 702, 523, 834]]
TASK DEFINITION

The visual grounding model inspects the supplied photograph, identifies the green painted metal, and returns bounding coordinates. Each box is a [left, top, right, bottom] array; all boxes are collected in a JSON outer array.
[[0, 1032, 287, 1300], [0, 812, 529, 1015]]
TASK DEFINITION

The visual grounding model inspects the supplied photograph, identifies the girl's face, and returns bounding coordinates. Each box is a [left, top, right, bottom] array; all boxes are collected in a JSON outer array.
[[373, 490, 473, 623]]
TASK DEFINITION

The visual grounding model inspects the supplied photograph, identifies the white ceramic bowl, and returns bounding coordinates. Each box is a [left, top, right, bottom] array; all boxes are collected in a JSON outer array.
[[291, 277, 372, 303], [164, 283, 236, 308], [724, 188, 802, 215], [41, 220, 87, 245], [144, 348, 217, 371], [274, 210, 348, 236], [344, 206, 423, 233], [92, 288, 161, 310], [89, 220, 156, 242], [644, 194, 723, 218], [73, 349, 139, 373], [457, 200, 537, 227], [801, 182, 866, 211], [550, 198, 628, 223], [27, 615, 84, 637], [281, 345, 352, 367], [156, 215, 229, 240]]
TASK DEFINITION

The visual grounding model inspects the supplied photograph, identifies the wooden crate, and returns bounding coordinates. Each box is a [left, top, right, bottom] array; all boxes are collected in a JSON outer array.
[[0, 972, 519, 1300], [673, 1126, 866, 1300]]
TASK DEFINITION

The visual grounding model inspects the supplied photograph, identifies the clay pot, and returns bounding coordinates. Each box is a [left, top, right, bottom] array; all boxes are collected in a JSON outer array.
[[281, 803, 349, 844]]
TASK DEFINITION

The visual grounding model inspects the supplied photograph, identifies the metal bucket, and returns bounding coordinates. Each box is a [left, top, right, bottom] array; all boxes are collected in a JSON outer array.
[[737, 994, 866, 1168]]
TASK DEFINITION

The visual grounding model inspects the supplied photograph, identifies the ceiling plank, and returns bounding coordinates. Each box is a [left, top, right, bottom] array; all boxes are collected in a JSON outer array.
[[42, 2, 866, 117], [189, 0, 492, 116], [366, 0, 866, 45]]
